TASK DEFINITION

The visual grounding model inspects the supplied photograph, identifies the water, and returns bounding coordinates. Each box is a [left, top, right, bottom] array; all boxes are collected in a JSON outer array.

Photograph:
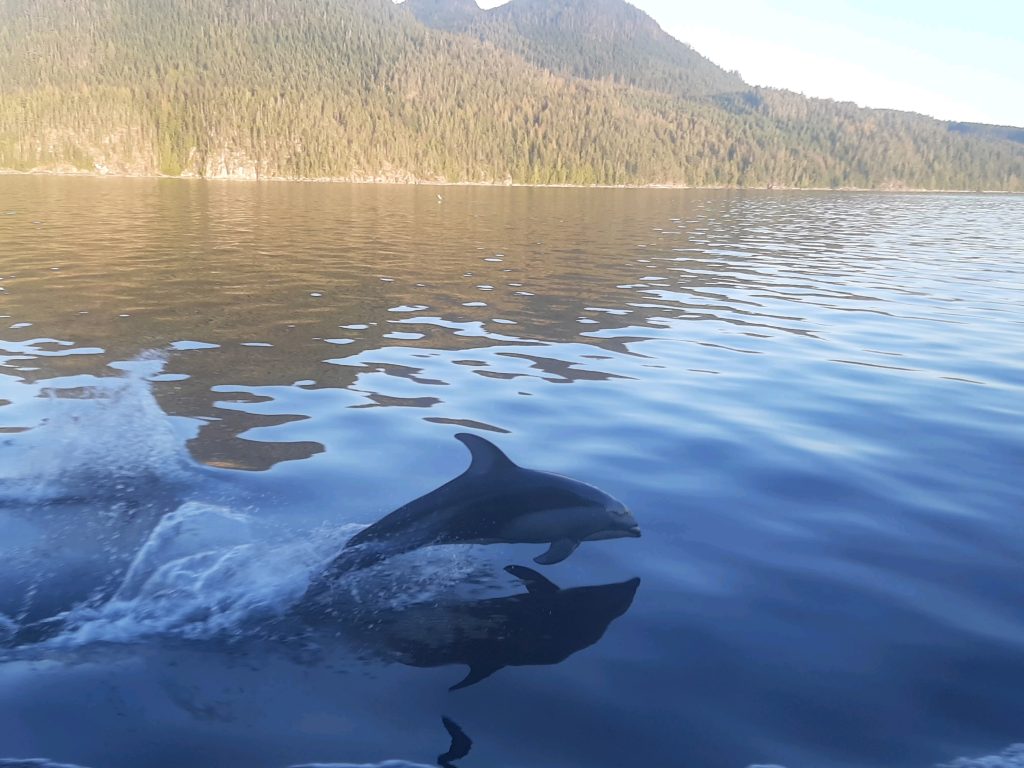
[[0, 176, 1022, 768]]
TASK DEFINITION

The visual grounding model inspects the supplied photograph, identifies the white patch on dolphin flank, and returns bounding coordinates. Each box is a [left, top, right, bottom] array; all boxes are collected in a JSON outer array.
[[499, 508, 612, 543]]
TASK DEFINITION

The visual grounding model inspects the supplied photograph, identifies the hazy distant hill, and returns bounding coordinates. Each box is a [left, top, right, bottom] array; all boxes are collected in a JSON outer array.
[[0, 0, 1021, 190], [948, 122, 1024, 145]]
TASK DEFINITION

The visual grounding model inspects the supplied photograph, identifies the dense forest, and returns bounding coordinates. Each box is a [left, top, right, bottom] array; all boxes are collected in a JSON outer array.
[[407, 0, 746, 99], [0, 0, 1022, 190]]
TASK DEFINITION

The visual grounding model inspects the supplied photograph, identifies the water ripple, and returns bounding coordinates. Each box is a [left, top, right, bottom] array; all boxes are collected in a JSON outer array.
[[0, 179, 1022, 768]]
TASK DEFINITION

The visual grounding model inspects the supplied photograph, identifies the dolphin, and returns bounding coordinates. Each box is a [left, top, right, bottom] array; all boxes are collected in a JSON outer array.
[[335, 564, 641, 690], [313, 433, 640, 585]]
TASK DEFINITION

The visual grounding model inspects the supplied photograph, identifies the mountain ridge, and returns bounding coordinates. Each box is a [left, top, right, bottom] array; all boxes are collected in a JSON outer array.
[[0, 0, 1021, 190], [404, 0, 747, 99]]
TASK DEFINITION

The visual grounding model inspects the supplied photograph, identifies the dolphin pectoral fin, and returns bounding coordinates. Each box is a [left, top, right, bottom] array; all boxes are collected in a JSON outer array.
[[533, 538, 579, 565], [450, 663, 501, 691], [505, 564, 560, 594]]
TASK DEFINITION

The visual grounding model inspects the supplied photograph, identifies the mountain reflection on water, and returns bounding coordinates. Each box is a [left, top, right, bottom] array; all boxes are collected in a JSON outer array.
[[2, 176, 882, 471], [1, 178, 1024, 768]]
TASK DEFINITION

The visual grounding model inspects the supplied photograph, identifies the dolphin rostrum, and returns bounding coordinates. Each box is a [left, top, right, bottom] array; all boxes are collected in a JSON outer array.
[[313, 433, 639, 584]]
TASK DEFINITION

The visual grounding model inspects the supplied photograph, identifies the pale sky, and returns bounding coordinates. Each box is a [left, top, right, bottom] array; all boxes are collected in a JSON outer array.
[[471, 0, 1024, 127]]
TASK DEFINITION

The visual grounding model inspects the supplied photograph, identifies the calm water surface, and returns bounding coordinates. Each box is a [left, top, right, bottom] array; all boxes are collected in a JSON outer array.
[[0, 177, 1022, 768]]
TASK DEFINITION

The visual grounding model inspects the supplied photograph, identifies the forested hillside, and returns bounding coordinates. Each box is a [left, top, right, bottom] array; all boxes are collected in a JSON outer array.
[[1, 0, 1022, 189], [405, 0, 746, 99]]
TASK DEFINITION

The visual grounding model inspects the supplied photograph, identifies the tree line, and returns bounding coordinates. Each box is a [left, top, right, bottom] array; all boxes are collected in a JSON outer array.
[[0, 0, 1021, 190]]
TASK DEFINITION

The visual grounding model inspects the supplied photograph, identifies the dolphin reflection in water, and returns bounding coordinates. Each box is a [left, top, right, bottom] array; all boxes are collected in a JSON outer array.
[[331, 564, 641, 690], [310, 433, 640, 594]]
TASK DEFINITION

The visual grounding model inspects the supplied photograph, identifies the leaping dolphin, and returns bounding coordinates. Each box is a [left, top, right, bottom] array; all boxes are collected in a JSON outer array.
[[312, 433, 639, 586]]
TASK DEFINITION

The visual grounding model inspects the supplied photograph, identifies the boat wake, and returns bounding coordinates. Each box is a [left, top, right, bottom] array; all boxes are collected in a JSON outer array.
[[0, 355, 487, 657]]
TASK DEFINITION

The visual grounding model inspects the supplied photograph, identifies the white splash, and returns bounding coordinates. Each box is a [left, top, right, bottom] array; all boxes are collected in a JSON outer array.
[[0, 353, 194, 504], [937, 744, 1024, 768], [0, 613, 15, 643], [41, 502, 356, 647]]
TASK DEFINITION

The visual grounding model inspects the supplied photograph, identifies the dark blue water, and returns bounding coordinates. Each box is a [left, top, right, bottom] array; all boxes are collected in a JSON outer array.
[[1, 177, 1022, 768]]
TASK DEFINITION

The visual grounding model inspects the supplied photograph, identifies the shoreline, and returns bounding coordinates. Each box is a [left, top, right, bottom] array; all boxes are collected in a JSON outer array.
[[0, 167, 1019, 195]]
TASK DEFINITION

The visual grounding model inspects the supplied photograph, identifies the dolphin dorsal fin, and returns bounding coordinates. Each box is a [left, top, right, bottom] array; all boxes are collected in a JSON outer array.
[[505, 564, 560, 595], [455, 433, 516, 475]]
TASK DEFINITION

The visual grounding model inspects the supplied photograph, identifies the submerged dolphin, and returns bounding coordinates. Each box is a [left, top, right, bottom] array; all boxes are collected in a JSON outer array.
[[338, 565, 641, 690], [314, 433, 639, 584]]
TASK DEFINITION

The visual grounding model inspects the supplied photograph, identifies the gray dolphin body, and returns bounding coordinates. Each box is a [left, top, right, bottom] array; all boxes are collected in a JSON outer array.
[[315, 433, 639, 584]]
